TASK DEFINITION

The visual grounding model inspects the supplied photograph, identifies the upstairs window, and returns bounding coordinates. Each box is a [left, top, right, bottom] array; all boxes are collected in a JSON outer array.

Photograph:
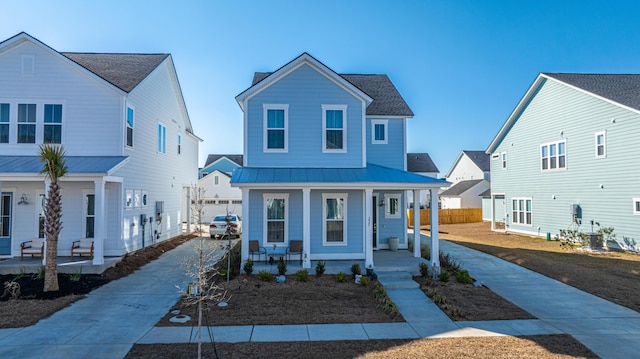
[[501, 151, 507, 169], [157, 123, 166, 154], [371, 120, 388, 144], [541, 140, 566, 171], [0, 103, 9, 143], [17, 104, 36, 143], [595, 131, 606, 158], [126, 107, 134, 147], [177, 132, 181, 154], [43, 104, 62, 144], [634, 198, 640, 215], [322, 105, 346, 152], [263, 104, 288, 151]]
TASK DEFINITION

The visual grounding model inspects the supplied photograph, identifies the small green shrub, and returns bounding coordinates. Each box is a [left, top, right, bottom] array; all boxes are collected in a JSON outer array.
[[419, 262, 430, 278], [350, 263, 361, 277], [407, 240, 414, 253], [243, 258, 254, 275], [295, 269, 309, 282], [449, 306, 463, 318], [432, 294, 447, 304], [257, 269, 272, 282], [455, 269, 473, 284], [336, 271, 347, 282], [359, 276, 370, 286], [277, 258, 287, 275], [438, 271, 450, 282], [315, 261, 326, 277]]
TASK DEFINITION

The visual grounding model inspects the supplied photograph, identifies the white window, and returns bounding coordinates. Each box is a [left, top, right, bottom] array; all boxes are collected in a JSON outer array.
[[126, 107, 134, 147], [85, 193, 95, 238], [0, 103, 10, 143], [322, 104, 347, 152], [595, 131, 606, 158], [323, 193, 347, 245], [263, 104, 288, 152], [37, 193, 45, 238], [540, 140, 566, 171], [17, 103, 36, 143], [177, 132, 181, 155], [385, 194, 401, 219], [512, 197, 532, 226], [43, 104, 62, 144], [501, 151, 507, 169], [125, 189, 133, 209], [157, 122, 166, 154], [633, 198, 640, 215], [371, 119, 388, 144], [264, 194, 288, 245]]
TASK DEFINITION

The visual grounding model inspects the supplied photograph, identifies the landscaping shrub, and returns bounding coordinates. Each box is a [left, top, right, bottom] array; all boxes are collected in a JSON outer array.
[[455, 269, 473, 284], [315, 261, 326, 277], [439, 252, 461, 271], [350, 263, 361, 277], [257, 270, 272, 282], [243, 258, 254, 275], [277, 258, 287, 275], [336, 272, 347, 283], [295, 269, 309, 282], [438, 271, 450, 282], [359, 276, 370, 286], [214, 241, 242, 279], [419, 262, 430, 278]]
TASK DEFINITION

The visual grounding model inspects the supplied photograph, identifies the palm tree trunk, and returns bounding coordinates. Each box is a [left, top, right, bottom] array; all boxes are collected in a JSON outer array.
[[44, 181, 62, 292]]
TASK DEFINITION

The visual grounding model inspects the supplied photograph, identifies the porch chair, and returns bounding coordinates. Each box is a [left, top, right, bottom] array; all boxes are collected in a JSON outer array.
[[248, 240, 267, 263], [71, 239, 94, 259], [20, 239, 44, 261], [286, 240, 303, 265]]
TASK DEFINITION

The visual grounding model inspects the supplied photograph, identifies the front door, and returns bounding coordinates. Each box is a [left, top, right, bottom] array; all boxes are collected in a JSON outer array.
[[372, 195, 378, 249], [0, 193, 12, 255]]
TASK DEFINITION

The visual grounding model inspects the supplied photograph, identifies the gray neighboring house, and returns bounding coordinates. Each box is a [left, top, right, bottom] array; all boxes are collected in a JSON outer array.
[[487, 73, 640, 252], [406, 153, 439, 209]]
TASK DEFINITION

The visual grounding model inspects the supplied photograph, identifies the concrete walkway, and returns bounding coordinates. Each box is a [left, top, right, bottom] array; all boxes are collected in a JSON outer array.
[[1, 232, 639, 359]]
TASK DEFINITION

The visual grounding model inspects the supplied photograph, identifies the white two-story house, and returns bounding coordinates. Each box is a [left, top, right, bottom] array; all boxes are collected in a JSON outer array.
[[231, 53, 448, 270], [0, 32, 199, 264]]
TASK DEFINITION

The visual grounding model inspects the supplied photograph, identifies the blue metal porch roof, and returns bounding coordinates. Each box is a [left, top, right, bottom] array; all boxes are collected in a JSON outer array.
[[231, 163, 449, 188], [0, 156, 129, 174]]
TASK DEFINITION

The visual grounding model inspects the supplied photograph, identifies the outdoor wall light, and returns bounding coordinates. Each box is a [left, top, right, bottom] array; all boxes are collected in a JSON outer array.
[[599, 184, 604, 189], [611, 118, 616, 123], [551, 194, 556, 199], [17, 193, 29, 205]]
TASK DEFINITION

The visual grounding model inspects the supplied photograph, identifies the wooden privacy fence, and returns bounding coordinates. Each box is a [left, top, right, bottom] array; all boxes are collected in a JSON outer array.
[[407, 208, 483, 226]]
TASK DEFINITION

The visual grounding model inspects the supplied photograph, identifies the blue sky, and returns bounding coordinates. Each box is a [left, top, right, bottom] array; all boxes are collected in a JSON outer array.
[[4, 0, 640, 174]]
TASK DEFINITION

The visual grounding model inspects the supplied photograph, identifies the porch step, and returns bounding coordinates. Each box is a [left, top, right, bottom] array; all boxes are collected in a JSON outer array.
[[377, 271, 419, 290]]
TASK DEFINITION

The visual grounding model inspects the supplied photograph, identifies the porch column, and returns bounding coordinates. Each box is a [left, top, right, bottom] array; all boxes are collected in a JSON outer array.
[[429, 188, 440, 276], [93, 179, 105, 265], [42, 180, 50, 266], [364, 189, 373, 268], [413, 189, 421, 258], [241, 189, 249, 267], [185, 185, 191, 233], [302, 188, 311, 269]]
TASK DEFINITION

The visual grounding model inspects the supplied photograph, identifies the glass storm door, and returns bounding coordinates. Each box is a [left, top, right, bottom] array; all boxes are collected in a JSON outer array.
[[0, 193, 12, 255]]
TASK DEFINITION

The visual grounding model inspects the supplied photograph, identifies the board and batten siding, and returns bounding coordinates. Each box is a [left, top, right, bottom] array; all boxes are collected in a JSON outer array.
[[365, 118, 406, 170], [0, 40, 123, 156], [245, 64, 364, 168], [491, 78, 640, 243]]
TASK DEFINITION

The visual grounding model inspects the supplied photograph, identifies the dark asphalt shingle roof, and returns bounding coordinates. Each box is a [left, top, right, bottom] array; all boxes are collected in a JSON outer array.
[[544, 73, 640, 111], [462, 150, 490, 172], [479, 189, 491, 197], [252, 71, 414, 117], [406, 153, 439, 173], [204, 154, 244, 167], [62, 53, 169, 93], [440, 179, 484, 196]]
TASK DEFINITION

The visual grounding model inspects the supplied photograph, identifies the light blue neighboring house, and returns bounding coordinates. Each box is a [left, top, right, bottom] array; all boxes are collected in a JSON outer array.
[[198, 154, 243, 179], [487, 73, 640, 252], [231, 53, 448, 270]]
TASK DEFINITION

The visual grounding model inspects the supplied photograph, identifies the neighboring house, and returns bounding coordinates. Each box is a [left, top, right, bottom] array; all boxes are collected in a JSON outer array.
[[486, 72, 640, 251], [0, 32, 199, 264], [406, 153, 439, 209], [196, 155, 243, 223], [231, 53, 448, 269], [441, 150, 490, 209]]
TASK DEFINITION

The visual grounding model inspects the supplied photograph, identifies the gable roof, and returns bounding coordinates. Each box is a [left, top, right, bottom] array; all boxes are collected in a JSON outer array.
[[204, 154, 244, 167], [62, 53, 169, 93], [240, 53, 413, 117], [440, 179, 484, 196], [487, 73, 640, 153], [445, 150, 490, 178], [406, 153, 439, 173]]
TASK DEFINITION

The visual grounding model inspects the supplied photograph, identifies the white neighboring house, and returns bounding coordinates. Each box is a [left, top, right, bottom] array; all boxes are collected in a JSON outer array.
[[0, 32, 199, 264], [441, 150, 490, 209], [198, 169, 242, 224]]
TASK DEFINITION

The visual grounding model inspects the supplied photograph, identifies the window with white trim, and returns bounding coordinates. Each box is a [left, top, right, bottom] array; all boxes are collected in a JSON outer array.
[[17, 103, 36, 143], [263, 104, 288, 151], [501, 151, 507, 169], [323, 193, 347, 245], [385, 194, 401, 219], [322, 105, 346, 152], [541, 140, 566, 171], [157, 122, 166, 154], [177, 132, 181, 154], [214, 175, 219, 186], [264, 194, 288, 244], [512, 197, 532, 225], [595, 131, 606, 158], [126, 107, 134, 147], [85, 194, 95, 238], [0, 103, 9, 143], [38, 193, 45, 238], [633, 198, 640, 215], [43, 104, 62, 144], [371, 119, 388, 144]]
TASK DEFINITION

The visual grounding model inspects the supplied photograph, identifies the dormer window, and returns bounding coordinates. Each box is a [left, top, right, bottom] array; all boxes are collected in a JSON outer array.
[[322, 104, 347, 152]]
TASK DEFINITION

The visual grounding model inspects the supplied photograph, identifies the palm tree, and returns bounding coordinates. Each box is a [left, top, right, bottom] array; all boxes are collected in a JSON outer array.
[[39, 144, 68, 292]]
